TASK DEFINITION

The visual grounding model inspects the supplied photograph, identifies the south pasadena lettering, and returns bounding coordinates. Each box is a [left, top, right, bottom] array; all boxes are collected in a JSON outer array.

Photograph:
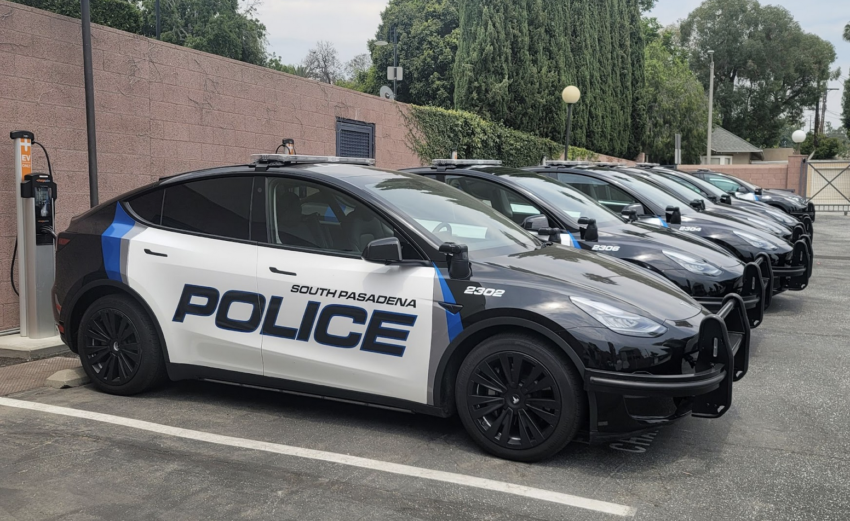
[[291, 285, 417, 308]]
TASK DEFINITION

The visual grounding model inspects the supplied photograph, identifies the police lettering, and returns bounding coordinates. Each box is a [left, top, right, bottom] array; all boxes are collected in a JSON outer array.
[[174, 285, 417, 356]]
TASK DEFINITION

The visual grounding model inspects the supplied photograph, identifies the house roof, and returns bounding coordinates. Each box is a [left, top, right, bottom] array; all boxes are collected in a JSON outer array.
[[711, 127, 763, 154]]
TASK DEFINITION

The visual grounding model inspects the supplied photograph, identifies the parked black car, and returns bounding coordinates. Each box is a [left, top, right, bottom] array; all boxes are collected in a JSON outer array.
[[525, 162, 811, 296], [402, 160, 767, 327], [689, 169, 815, 224], [635, 165, 806, 232]]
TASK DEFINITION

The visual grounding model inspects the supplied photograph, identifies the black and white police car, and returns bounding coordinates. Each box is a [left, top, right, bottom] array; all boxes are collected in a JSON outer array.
[[54, 153, 751, 462], [402, 159, 766, 327]]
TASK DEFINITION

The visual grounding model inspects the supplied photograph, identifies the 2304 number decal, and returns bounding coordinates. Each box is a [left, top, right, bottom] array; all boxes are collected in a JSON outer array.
[[465, 286, 505, 297], [592, 245, 620, 252]]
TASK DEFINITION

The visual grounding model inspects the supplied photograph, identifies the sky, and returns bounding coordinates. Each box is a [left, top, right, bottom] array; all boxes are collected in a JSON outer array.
[[255, 0, 849, 128]]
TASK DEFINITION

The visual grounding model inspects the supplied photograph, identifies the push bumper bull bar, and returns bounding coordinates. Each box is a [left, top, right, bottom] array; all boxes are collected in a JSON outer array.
[[695, 259, 766, 328], [585, 294, 750, 420], [773, 239, 812, 291]]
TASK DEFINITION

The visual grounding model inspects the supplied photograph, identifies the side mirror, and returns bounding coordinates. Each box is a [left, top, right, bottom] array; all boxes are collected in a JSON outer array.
[[536, 227, 562, 243], [578, 217, 598, 242], [719, 194, 732, 205], [522, 214, 548, 231], [439, 242, 472, 280], [689, 199, 705, 211], [665, 205, 682, 225], [621, 203, 643, 223], [362, 237, 402, 263], [755, 187, 763, 196]]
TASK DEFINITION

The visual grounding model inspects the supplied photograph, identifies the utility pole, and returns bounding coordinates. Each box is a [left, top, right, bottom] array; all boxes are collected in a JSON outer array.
[[155, 0, 161, 39], [392, 27, 398, 99], [820, 87, 839, 135], [706, 50, 715, 166], [81, 0, 99, 207]]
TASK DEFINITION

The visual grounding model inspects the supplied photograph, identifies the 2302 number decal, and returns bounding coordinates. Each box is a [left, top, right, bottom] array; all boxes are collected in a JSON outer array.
[[464, 286, 506, 297]]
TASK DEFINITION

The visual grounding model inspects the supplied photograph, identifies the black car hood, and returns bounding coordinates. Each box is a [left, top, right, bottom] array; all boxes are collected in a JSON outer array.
[[479, 244, 703, 321]]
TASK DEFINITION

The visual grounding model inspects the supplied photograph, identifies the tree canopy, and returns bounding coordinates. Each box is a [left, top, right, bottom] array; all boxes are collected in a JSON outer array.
[[452, 0, 646, 158], [643, 39, 708, 164], [13, 0, 142, 33], [367, 0, 460, 108], [679, 0, 836, 148]]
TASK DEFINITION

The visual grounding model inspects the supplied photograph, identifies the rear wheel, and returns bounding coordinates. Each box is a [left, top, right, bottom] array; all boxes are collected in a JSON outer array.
[[77, 295, 168, 395], [455, 333, 584, 462]]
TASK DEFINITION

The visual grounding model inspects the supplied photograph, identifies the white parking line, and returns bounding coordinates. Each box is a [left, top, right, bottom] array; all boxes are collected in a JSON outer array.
[[0, 396, 635, 517]]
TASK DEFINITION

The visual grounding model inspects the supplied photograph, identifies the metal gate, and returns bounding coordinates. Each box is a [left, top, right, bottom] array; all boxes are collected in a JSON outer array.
[[805, 160, 850, 213]]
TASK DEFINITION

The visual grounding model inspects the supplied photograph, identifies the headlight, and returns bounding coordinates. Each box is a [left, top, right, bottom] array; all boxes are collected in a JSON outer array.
[[663, 250, 722, 276], [733, 230, 777, 250], [570, 297, 667, 337]]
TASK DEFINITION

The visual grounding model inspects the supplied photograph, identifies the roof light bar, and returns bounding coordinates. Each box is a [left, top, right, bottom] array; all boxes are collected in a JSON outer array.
[[590, 162, 628, 167], [543, 160, 591, 167], [431, 159, 503, 166], [636, 163, 660, 168], [251, 154, 376, 166]]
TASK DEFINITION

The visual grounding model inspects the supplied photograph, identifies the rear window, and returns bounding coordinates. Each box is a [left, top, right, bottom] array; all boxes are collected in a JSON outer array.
[[127, 189, 164, 225]]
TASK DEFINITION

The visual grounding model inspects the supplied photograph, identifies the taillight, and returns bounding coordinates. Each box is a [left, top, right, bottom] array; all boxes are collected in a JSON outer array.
[[57, 237, 71, 247]]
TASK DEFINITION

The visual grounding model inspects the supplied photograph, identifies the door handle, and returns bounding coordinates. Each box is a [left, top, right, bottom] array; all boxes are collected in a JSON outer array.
[[269, 267, 296, 276], [144, 249, 167, 257]]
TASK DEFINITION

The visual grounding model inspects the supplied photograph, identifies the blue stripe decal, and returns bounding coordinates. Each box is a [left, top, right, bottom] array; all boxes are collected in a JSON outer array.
[[654, 216, 669, 228], [754, 195, 760, 202], [433, 263, 463, 342], [564, 231, 580, 248], [102, 204, 135, 281]]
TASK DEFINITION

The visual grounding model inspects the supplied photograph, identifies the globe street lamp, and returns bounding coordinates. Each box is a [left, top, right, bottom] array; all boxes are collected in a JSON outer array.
[[562, 86, 581, 159]]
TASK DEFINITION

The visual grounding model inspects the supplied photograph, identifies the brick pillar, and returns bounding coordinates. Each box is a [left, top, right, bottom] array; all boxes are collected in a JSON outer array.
[[786, 155, 806, 194]]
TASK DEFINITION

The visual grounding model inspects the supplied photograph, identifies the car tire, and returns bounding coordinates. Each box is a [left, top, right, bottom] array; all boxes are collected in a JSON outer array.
[[77, 295, 168, 396], [455, 333, 585, 462]]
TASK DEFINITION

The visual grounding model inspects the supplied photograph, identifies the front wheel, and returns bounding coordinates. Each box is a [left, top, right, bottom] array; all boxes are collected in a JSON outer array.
[[77, 295, 168, 396], [455, 333, 585, 462]]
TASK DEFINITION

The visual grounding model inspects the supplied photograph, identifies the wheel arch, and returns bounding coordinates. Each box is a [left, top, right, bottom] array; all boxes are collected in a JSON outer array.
[[65, 280, 172, 369], [431, 312, 587, 412]]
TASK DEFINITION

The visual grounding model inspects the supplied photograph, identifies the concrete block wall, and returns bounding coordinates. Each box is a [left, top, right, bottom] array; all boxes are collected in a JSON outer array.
[[678, 159, 805, 192], [0, 1, 420, 330]]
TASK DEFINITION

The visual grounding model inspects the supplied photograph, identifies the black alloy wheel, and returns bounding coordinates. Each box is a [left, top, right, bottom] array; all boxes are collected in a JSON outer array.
[[77, 295, 168, 395], [456, 333, 584, 462], [83, 308, 142, 385], [467, 352, 561, 449]]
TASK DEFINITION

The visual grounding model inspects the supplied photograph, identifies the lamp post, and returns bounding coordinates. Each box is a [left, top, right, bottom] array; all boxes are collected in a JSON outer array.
[[561, 86, 581, 160], [706, 50, 715, 166], [375, 28, 399, 99], [792, 129, 806, 153]]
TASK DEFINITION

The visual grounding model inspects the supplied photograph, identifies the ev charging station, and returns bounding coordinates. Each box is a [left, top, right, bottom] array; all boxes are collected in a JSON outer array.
[[10, 130, 57, 341]]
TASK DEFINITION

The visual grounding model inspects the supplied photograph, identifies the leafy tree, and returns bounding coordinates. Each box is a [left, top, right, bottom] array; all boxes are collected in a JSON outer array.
[[679, 0, 836, 148], [643, 40, 707, 164], [139, 0, 267, 66], [267, 55, 311, 78], [843, 81, 850, 141], [799, 132, 841, 159], [845, 22, 850, 42], [12, 0, 142, 33], [302, 41, 343, 84], [368, 0, 460, 108]]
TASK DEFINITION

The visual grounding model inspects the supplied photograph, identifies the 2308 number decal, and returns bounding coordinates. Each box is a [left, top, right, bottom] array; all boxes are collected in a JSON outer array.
[[465, 286, 505, 297]]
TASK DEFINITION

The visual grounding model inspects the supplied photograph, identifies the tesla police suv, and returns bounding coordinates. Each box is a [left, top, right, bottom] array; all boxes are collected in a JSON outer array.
[[54, 153, 751, 462]]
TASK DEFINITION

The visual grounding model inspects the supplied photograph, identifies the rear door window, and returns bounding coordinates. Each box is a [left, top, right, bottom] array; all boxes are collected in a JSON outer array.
[[160, 177, 254, 241]]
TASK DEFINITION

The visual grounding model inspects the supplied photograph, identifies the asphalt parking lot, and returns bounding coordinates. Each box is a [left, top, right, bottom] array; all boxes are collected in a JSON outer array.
[[1, 214, 848, 521]]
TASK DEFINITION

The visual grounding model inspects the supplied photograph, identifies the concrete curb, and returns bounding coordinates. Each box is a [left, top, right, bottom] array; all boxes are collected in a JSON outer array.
[[45, 367, 90, 389]]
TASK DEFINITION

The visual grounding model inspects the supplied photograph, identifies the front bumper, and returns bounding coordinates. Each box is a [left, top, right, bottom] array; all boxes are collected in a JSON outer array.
[[773, 240, 812, 292], [695, 258, 768, 328], [582, 294, 750, 443]]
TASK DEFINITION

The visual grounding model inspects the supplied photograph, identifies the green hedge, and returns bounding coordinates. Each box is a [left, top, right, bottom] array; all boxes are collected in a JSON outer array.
[[12, 0, 142, 34], [404, 106, 597, 167]]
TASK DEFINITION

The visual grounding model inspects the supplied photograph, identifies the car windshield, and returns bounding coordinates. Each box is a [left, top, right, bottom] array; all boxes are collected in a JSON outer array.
[[492, 170, 623, 226], [619, 168, 705, 204], [585, 169, 695, 214], [655, 168, 727, 198], [347, 171, 540, 257]]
